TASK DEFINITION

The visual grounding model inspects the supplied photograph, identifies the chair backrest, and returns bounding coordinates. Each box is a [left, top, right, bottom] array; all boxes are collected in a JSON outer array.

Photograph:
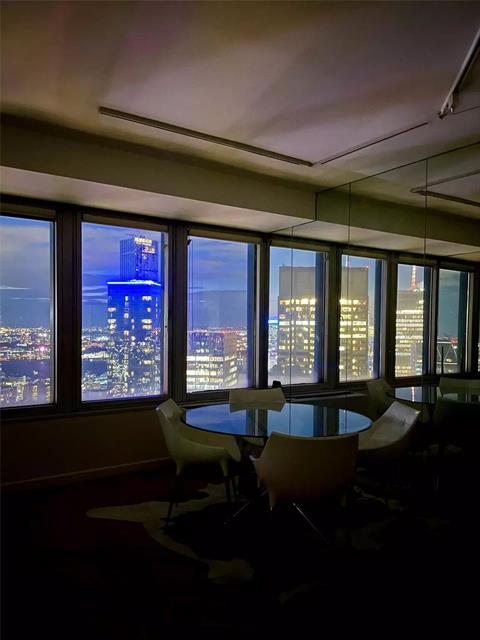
[[367, 378, 394, 417], [155, 399, 186, 459], [439, 377, 480, 394], [254, 432, 358, 503], [229, 387, 286, 409], [359, 401, 420, 456]]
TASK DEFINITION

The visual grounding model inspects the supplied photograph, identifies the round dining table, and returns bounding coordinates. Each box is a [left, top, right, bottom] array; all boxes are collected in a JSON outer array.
[[442, 392, 480, 404], [184, 401, 372, 439], [392, 385, 440, 406]]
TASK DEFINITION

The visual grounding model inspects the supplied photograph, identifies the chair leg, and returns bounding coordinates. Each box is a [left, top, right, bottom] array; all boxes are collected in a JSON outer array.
[[228, 474, 238, 502], [166, 473, 182, 528], [224, 488, 267, 526], [291, 502, 329, 544], [224, 475, 232, 504]]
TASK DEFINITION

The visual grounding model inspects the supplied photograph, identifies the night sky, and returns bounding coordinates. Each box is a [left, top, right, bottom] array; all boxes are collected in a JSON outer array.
[[0, 215, 467, 337]]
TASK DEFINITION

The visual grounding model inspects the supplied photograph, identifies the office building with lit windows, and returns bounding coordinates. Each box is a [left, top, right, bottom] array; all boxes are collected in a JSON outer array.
[[187, 331, 238, 392], [339, 267, 369, 380], [396, 288, 425, 377], [277, 266, 317, 380]]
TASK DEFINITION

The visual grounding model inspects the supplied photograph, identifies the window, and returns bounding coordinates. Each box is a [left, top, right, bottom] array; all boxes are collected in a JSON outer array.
[[187, 236, 255, 393], [395, 264, 429, 377], [268, 246, 326, 385], [0, 215, 54, 406], [81, 222, 167, 401], [339, 254, 383, 382], [436, 268, 469, 374]]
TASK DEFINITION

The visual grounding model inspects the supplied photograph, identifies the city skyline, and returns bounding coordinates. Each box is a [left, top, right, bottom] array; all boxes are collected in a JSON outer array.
[[0, 215, 471, 405]]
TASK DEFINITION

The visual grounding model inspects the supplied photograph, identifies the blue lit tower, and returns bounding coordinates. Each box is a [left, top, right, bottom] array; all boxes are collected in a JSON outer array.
[[120, 236, 159, 281], [107, 235, 163, 398]]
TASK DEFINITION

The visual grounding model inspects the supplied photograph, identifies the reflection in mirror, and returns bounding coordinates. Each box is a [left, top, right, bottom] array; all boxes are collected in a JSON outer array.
[[426, 143, 480, 376], [268, 243, 326, 386]]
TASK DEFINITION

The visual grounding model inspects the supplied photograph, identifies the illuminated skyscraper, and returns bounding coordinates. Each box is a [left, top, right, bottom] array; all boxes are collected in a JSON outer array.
[[395, 267, 425, 376], [107, 281, 163, 397], [277, 266, 317, 380], [187, 331, 238, 391], [106, 235, 163, 398], [339, 266, 369, 380], [120, 236, 159, 281]]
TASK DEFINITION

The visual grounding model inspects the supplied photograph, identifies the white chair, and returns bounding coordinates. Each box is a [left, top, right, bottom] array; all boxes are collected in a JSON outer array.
[[359, 401, 420, 460], [366, 379, 394, 419], [250, 431, 359, 540], [358, 401, 420, 504], [155, 399, 241, 525], [229, 387, 286, 409], [439, 377, 480, 395], [229, 388, 286, 446]]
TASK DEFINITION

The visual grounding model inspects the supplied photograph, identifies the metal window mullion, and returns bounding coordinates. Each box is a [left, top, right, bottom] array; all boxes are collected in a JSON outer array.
[[458, 271, 469, 372], [430, 266, 440, 375], [256, 240, 270, 389], [314, 251, 326, 383], [247, 243, 257, 388], [385, 255, 398, 384], [326, 246, 341, 387], [422, 266, 433, 377], [171, 225, 188, 402], [56, 209, 79, 412], [373, 258, 385, 379], [470, 269, 480, 373]]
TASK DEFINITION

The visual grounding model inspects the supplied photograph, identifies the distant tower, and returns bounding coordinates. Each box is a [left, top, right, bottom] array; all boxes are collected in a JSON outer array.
[[410, 265, 417, 291], [120, 236, 159, 281], [107, 235, 164, 398]]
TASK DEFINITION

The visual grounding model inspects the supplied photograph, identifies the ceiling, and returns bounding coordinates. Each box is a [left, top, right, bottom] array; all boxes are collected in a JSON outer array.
[[1, 1, 480, 238]]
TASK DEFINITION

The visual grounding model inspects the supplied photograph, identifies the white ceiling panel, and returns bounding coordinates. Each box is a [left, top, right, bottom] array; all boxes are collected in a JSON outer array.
[[2, 0, 480, 203]]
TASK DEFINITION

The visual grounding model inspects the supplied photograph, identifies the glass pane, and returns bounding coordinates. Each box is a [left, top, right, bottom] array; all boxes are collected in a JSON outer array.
[[82, 223, 166, 401], [0, 216, 54, 406], [340, 254, 382, 382], [395, 264, 427, 377], [436, 268, 468, 374], [187, 236, 254, 393], [268, 246, 325, 385]]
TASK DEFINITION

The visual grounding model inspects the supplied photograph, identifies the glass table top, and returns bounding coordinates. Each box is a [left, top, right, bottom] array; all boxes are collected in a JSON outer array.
[[393, 386, 440, 405], [184, 402, 372, 439]]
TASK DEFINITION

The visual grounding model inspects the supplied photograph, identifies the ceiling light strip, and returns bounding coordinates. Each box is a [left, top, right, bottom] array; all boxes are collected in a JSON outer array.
[[99, 106, 313, 167], [438, 26, 480, 119], [316, 121, 430, 165]]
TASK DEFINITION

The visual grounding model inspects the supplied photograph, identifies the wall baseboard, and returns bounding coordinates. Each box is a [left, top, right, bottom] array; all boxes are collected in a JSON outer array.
[[1, 456, 171, 492]]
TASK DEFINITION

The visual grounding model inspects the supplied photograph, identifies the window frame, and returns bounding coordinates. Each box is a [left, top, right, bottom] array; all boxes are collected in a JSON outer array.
[[393, 260, 433, 381], [337, 248, 387, 386], [267, 239, 330, 392], [78, 212, 170, 408], [1, 194, 479, 422], [184, 228, 260, 401], [0, 203, 58, 417], [434, 263, 473, 376]]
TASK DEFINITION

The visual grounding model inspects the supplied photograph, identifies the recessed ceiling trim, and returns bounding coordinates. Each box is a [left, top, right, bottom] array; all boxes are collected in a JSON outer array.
[[411, 168, 480, 191], [316, 120, 430, 165], [98, 106, 313, 167], [413, 189, 480, 208]]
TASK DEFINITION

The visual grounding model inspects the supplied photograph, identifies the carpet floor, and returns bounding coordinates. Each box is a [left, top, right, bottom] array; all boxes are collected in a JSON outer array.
[[2, 449, 479, 639]]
